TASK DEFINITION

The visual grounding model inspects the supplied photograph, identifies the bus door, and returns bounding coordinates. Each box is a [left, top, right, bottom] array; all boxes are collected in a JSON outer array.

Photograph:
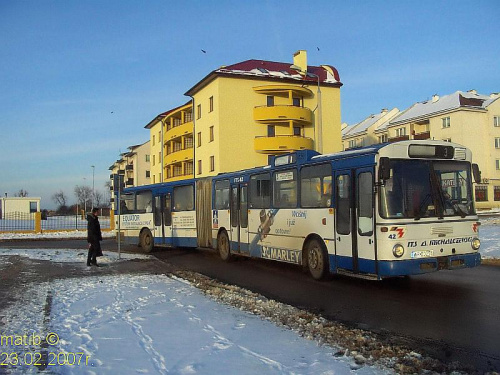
[[335, 168, 376, 274], [230, 184, 249, 254], [154, 193, 172, 245]]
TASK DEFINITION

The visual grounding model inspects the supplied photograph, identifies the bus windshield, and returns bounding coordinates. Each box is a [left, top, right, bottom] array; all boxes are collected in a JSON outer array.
[[379, 160, 475, 219]]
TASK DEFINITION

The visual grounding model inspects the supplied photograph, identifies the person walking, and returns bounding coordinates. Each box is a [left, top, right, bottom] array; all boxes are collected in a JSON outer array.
[[87, 207, 103, 266]]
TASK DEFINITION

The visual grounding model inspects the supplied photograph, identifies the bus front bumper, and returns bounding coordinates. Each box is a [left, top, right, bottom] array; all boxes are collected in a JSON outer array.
[[378, 252, 481, 277]]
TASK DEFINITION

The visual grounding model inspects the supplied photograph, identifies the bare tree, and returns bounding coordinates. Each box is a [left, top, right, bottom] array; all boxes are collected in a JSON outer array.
[[74, 185, 93, 211], [14, 189, 28, 197], [52, 190, 68, 208], [94, 190, 104, 208]]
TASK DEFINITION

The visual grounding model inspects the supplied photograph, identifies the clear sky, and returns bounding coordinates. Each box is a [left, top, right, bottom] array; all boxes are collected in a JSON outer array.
[[1, 0, 499, 209]]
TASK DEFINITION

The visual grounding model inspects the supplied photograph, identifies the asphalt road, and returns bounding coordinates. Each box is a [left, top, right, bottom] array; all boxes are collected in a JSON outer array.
[[2, 238, 499, 372]]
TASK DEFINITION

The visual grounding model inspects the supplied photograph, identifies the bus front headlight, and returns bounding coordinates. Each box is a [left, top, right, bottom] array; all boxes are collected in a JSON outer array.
[[471, 238, 480, 250], [393, 244, 405, 258]]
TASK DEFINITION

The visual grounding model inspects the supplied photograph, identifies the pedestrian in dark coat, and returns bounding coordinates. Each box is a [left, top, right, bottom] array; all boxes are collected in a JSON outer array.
[[87, 207, 103, 266]]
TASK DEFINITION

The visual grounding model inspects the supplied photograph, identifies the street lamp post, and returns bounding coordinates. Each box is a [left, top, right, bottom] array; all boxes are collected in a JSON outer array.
[[91, 165, 95, 209], [290, 65, 322, 154]]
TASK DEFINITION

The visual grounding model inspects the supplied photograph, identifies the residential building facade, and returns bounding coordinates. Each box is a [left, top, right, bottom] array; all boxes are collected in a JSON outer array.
[[185, 50, 343, 178], [342, 90, 500, 209]]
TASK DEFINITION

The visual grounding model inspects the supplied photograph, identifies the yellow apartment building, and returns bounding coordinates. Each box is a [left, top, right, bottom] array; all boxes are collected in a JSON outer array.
[[108, 141, 150, 208], [342, 108, 399, 150], [145, 113, 164, 184], [343, 90, 500, 209], [184, 50, 343, 177]]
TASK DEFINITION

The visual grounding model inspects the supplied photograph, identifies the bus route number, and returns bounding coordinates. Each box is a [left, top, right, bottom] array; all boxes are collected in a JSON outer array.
[[233, 177, 244, 183]]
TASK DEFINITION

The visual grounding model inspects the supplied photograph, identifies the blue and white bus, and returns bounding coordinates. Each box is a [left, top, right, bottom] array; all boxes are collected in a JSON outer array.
[[117, 179, 197, 252], [116, 140, 481, 280]]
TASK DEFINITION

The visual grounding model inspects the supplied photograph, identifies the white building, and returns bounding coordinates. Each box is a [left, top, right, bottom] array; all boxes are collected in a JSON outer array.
[[0, 197, 41, 219]]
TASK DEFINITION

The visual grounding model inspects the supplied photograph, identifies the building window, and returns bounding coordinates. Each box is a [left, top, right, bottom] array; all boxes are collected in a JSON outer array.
[[378, 134, 388, 143], [348, 140, 356, 149], [185, 162, 193, 176], [184, 136, 193, 149], [496, 159, 500, 170], [197, 160, 202, 175], [267, 125, 275, 137], [210, 156, 215, 172], [292, 97, 301, 107], [152, 155, 155, 166], [209, 126, 214, 142], [267, 96, 274, 107], [395, 127, 406, 137], [146, 170, 150, 178], [197, 132, 202, 147], [442, 117, 451, 128], [293, 126, 301, 136], [152, 135, 155, 146], [494, 116, 500, 127], [153, 175, 156, 184], [209, 96, 213, 112], [495, 138, 500, 148], [158, 131, 161, 142], [197, 104, 201, 119], [475, 186, 488, 202], [146, 155, 150, 162], [494, 186, 500, 201], [29, 202, 37, 213], [443, 138, 452, 142]]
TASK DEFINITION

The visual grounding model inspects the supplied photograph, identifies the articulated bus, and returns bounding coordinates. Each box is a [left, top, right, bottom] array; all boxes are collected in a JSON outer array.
[[116, 140, 482, 280]]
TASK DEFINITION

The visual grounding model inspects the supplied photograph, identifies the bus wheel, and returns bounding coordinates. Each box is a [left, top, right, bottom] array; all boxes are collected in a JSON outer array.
[[140, 228, 154, 253], [307, 239, 328, 280], [218, 230, 231, 261]]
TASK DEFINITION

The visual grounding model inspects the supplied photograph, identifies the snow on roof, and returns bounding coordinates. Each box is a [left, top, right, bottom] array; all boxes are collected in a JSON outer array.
[[343, 112, 386, 138], [390, 91, 492, 125]]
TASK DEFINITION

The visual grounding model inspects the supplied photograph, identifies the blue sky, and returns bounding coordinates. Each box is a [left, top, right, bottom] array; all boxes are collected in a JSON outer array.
[[1, 0, 499, 209]]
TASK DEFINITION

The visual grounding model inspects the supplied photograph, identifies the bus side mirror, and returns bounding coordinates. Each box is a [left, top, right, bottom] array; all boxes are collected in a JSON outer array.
[[472, 164, 481, 184], [379, 157, 391, 181]]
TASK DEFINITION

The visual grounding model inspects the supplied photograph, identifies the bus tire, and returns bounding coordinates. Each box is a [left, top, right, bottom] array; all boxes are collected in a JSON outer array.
[[140, 228, 154, 253], [217, 230, 231, 261], [306, 238, 328, 280]]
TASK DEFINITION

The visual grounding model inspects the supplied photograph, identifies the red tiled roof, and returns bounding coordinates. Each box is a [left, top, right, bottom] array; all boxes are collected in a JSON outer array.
[[185, 59, 342, 96]]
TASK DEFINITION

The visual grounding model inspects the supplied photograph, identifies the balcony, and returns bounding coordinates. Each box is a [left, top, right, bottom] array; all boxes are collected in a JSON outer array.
[[125, 164, 133, 171], [165, 148, 193, 166], [166, 120, 193, 141], [254, 105, 312, 125], [388, 135, 410, 143], [413, 131, 430, 140], [125, 178, 134, 186], [254, 135, 314, 154]]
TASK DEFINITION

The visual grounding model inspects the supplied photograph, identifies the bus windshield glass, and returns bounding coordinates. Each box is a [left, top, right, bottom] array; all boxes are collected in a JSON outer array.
[[379, 160, 474, 219]]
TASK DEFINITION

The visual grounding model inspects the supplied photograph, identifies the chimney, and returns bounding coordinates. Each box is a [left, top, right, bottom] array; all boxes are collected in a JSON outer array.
[[490, 92, 500, 99], [292, 50, 308, 74], [468, 89, 477, 95], [432, 94, 440, 103], [381, 108, 388, 113]]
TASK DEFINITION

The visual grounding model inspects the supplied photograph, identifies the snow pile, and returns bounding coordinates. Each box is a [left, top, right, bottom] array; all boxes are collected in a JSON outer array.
[[0, 230, 115, 241], [0, 248, 152, 263], [0, 273, 383, 375]]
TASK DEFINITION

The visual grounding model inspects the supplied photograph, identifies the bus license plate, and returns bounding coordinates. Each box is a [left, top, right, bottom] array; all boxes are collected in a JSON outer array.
[[411, 250, 433, 259]]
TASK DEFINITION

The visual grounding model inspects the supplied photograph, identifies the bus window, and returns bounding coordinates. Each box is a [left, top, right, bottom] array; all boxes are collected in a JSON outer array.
[[336, 175, 351, 235], [136, 191, 153, 213], [164, 194, 172, 226], [173, 185, 194, 211], [121, 193, 135, 213], [273, 170, 297, 208], [300, 164, 332, 208], [249, 173, 271, 208], [357, 172, 373, 236], [215, 180, 230, 209]]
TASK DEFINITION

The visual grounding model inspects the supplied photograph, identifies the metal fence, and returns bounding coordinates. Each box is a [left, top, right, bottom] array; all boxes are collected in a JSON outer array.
[[0, 212, 35, 231], [0, 212, 111, 232]]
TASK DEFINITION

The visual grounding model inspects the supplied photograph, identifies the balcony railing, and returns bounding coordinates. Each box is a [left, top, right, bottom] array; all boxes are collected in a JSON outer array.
[[254, 105, 312, 125], [125, 178, 134, 186], [254, 135, 314, 154], [388, 135, 410, 143], [413, 131, 430, 140], [125, 165, 133, 171]]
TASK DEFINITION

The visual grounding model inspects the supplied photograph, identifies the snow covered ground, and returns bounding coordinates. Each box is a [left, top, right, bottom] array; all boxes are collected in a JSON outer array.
[[1, 220, 498, 374], [0, 254, 383, 375]]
